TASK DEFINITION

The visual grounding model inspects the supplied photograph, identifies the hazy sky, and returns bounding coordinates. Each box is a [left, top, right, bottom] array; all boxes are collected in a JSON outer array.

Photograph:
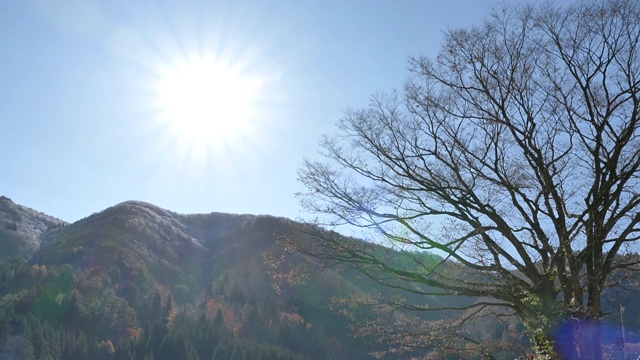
[[2, 0, 529, 223]]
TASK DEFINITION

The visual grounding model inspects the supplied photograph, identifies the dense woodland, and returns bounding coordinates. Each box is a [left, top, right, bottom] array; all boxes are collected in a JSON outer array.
[[0, 196, 639, 359]]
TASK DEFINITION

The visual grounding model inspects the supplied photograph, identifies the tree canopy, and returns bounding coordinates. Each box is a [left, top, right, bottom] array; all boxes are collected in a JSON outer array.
[[296, 1, 640, 358]]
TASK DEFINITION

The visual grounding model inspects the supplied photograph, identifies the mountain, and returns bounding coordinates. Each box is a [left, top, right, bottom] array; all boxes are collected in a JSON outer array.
[[0, 199, 381, 360], [0, 196, 66, 259], [2, 198, 637, 359]]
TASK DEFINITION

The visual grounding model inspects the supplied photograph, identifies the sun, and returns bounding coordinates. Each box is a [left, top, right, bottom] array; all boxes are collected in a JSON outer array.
[[153, 56, 261, 154]]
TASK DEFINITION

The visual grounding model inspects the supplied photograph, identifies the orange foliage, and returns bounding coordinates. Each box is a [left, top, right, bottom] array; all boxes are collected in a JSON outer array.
[[280, 311, 305, 327], [127, 327, 142, 341], [105, 340, 115, 355], [205, 298, 218, 319], [98, 339, 115, 358], [223, 308, 235, 325], [167, 307, 178, 328], [30, 264, 47, 279]]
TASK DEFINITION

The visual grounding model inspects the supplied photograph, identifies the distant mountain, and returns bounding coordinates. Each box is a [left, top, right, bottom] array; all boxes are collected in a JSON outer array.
[[0, 196, 66, 258]]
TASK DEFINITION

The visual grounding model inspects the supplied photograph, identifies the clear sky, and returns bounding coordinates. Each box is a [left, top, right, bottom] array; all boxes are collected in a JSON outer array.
[[2, 0, 528, 223]]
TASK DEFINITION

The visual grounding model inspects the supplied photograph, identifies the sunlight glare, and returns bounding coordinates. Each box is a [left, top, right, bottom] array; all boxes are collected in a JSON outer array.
[[154, 56, 261, 156]]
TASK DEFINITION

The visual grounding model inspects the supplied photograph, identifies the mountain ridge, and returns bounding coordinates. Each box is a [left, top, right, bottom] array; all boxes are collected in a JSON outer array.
[[4, 196, 636, 359], [0, 196, 385, 359], [0, 196, 66, 258]]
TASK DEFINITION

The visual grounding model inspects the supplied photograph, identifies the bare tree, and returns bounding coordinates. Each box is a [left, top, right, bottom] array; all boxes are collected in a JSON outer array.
[[294, 1, 640, 358]]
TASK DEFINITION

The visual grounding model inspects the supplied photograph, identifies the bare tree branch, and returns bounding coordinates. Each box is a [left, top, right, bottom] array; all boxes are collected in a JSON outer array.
[[291, 1, 640, 359]]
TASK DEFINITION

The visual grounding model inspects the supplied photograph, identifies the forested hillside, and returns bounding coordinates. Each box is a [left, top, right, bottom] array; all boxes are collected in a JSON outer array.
[[0, 199, 383, 359], [0, 197, 637, 359]]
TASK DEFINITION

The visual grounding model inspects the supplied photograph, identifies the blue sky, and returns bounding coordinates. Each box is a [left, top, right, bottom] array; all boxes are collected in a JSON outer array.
[[2, 0, 526, 223]]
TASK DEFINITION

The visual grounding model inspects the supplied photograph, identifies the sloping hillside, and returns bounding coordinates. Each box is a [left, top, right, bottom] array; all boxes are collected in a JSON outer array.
[[0, 199, 380, 359], [5, 198, 637, 359], [0, 196, 66, 258]]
